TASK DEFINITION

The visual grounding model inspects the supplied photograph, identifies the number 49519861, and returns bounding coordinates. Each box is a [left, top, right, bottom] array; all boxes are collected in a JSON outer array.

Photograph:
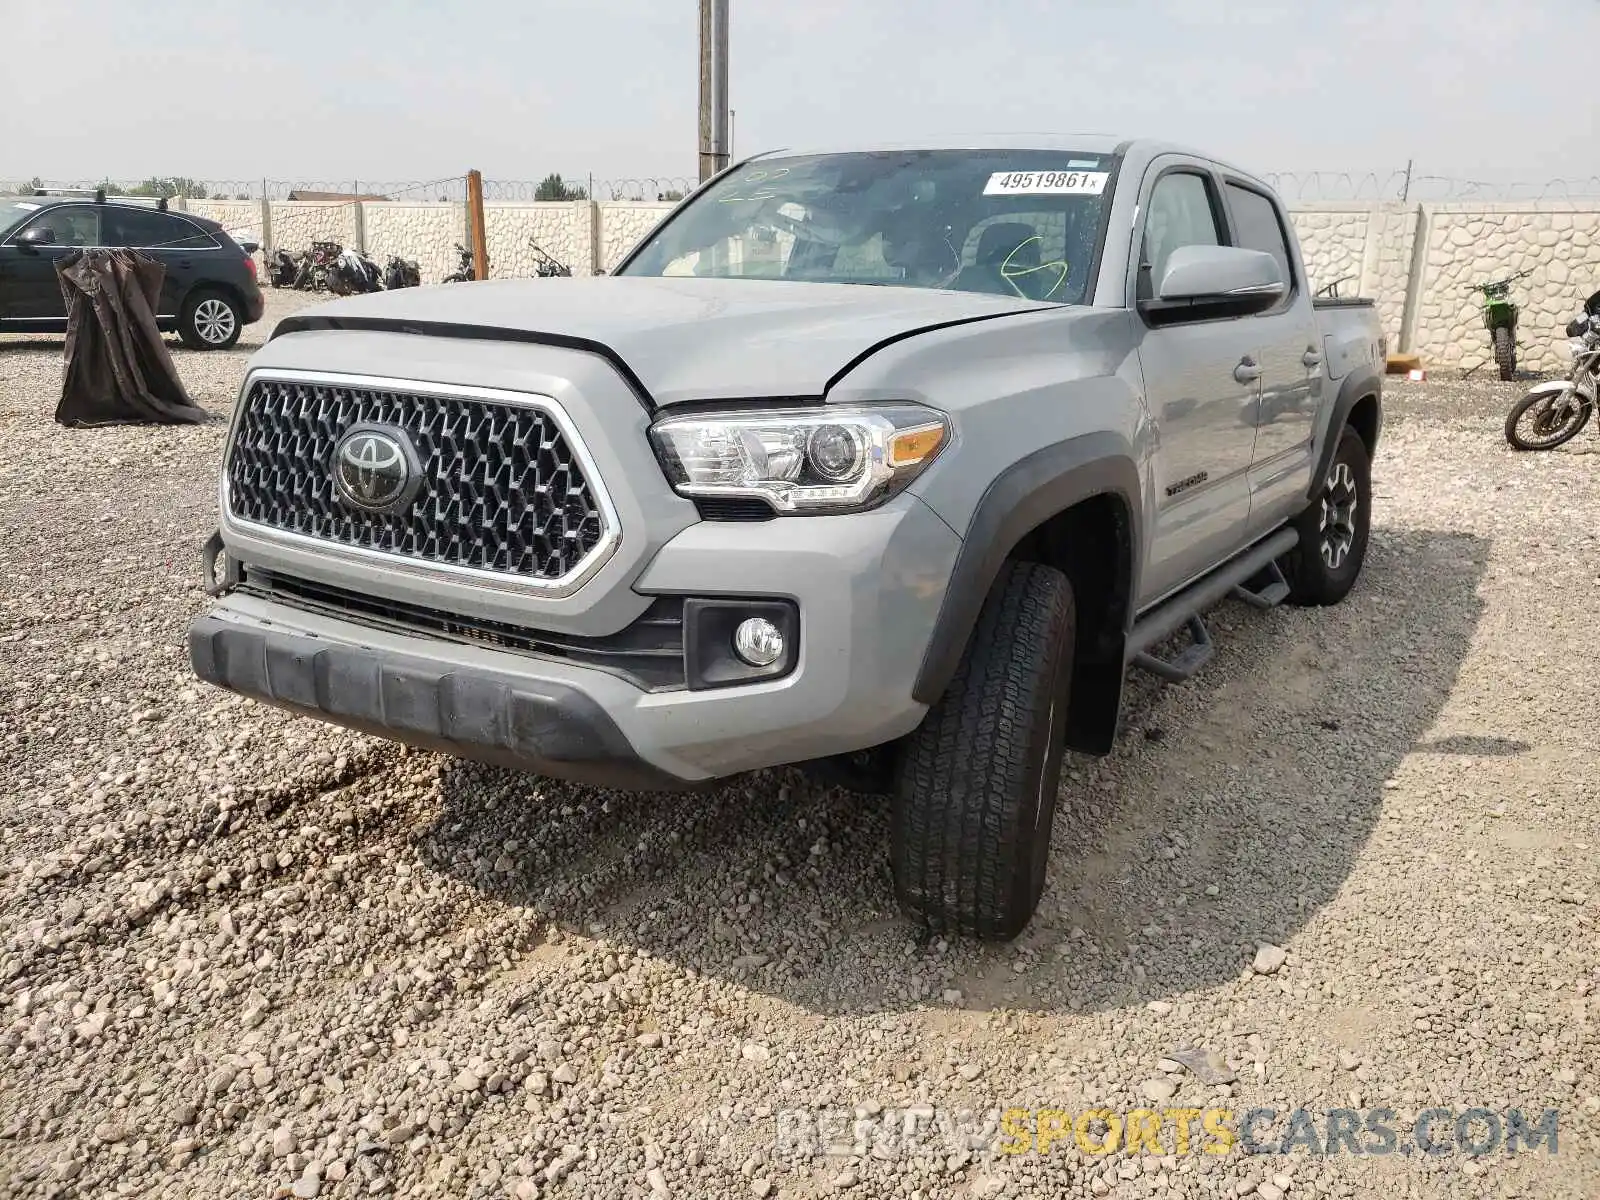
[[983, 170, 1108, 196]]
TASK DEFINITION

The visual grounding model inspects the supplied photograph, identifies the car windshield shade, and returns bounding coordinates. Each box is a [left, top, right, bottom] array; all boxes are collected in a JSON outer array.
[[616, 149, 1118, 304]]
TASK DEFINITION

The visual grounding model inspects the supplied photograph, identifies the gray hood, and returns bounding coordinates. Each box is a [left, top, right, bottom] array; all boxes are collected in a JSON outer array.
[[269, 276, 1055, 406]]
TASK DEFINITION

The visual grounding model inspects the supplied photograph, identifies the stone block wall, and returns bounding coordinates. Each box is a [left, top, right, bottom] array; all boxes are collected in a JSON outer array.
[[1364, 204, 1419, 349], [1288, 208, 1370, 298], [362, 203, 466, 284], [267, 201, 360, 254], [1411, 204, 1600, 372], [166, 193, 1600, 370], [484, 202, 596, 278], [597, 202, 677, 271], [181, 199, 261, 238]]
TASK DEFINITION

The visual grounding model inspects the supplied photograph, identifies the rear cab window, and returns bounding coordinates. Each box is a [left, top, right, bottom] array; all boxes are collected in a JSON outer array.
[[1222, 181, 1297, 305]]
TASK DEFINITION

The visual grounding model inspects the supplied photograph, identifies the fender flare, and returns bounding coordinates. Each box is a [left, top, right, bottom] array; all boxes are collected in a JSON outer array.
[[1309, 366, 1383, 500], [1522, 377, 1597, 404], [911, 432, 1144, 705]]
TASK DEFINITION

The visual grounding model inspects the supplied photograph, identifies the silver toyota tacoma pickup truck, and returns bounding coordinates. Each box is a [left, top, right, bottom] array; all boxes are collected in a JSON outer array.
[[190, 136, 1383, 939]]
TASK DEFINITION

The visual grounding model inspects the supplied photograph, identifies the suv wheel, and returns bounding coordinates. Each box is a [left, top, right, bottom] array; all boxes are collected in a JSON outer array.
[[891, 560, 1074, 940], [1280, 426, 1372, 606], [179, 289, 242, 350]]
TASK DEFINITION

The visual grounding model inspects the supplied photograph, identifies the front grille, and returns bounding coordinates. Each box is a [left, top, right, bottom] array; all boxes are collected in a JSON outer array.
[[241, 568, 686, 690], [226, 375, 609, 584]]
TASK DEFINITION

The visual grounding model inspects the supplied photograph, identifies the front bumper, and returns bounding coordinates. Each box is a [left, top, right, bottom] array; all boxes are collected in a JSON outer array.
[[189, 613, 689, 790], [189, 491, 963, 786]]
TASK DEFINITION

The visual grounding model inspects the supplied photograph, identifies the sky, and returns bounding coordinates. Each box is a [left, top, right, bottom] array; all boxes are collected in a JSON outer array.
[[5, 0, 1598, 193]]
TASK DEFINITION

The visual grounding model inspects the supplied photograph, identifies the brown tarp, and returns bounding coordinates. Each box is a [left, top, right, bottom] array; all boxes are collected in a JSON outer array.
[[53, 249, 209, 427]]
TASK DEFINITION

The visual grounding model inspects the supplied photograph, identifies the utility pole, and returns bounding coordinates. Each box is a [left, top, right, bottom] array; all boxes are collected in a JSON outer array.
[[466, 169, 489, 280], [698, 0, 729, 183]]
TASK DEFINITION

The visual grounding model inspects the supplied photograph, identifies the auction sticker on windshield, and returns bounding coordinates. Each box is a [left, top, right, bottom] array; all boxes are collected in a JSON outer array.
[[983, 171, 1108, 196]]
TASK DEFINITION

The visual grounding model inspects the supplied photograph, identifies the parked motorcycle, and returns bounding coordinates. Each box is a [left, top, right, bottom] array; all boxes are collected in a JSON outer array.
[[1503, 290, 1600, 451], [383, 255, 421, 290], [300, 241, 343, 292], [1468, 269, 1533, 381], [326, 247, 383, 296], [528, 238, 572, 278], [441, 243, 476, 283], [267, 248, 304, 289]]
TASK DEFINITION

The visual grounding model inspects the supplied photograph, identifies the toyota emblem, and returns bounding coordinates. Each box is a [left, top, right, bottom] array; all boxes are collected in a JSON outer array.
[[332, 424, 422, 514]]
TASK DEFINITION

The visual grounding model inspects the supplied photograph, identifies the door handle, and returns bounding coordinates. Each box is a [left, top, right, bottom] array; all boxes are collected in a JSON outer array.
[[1234, 357, 1262, 385], [1302, 348, 1323, 369]]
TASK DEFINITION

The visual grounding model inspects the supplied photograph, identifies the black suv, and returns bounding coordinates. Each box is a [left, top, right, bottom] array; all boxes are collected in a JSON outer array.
[[0, 195, 264, 350]]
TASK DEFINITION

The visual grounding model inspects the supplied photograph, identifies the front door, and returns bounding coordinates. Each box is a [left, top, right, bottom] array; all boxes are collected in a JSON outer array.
[[1222, 179, 1322, 530], [1134, 166, 1262, 607], [0, 204, 102, 320]]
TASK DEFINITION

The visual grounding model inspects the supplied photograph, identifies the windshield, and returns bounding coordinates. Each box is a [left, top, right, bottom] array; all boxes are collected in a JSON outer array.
[[0, 200, 46, 237], [617, 149, 1117, 304]]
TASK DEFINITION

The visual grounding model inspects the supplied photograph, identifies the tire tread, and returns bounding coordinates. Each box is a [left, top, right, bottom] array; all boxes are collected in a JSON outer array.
[[892, 560, 1073, 940]]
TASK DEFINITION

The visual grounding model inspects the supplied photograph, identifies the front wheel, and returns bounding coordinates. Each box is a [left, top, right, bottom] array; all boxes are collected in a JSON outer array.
[[1493, 325, 1517, 381], [891, 560, 1074, 941], [1504, 388, 1594, 451], [178, 289, 242, 350], [1279, 426, 1372, 607]]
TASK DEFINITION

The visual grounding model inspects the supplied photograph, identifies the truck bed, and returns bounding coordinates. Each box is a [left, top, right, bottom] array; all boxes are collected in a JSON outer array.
[[1314, 294, 1384, 379]]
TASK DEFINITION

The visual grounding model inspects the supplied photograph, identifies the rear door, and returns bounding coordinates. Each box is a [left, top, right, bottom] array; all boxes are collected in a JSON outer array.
[[1222, 179, 1322, 529], [0, 204, 101, 320], [1132, 163, 1264, 607], [101, 205, 217, 317]]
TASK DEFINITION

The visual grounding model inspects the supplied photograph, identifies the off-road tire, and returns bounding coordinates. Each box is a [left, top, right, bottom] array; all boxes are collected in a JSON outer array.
[[1280, 426, 1372, 606], [891, 560, 1074, 941], [1504, 389, 1593, 451], [1493, 325, 1517, 381]]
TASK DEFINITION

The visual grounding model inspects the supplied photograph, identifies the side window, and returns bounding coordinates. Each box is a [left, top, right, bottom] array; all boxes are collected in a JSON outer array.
[[14, 205, 101, 247], [1224, 183, 1294, 297], [103, 208, 213, 249], [1139, 171, 1221, 298]]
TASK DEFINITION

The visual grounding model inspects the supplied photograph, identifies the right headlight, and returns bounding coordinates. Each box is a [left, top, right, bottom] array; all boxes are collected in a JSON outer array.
[[648, 403, 950, 515]]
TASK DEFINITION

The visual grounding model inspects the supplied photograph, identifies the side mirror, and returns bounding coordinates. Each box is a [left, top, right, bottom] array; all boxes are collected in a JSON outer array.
[[1140, 244, 1286, 325], [15, 226, 56, 252]]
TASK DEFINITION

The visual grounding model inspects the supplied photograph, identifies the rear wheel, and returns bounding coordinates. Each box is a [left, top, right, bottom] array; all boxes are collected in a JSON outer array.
[[1504, 388, 1593, 450], [1280, 426, 1372, 606], [1493, 325, 1517, 381], [890, 560, 1074, 940], [178, 289, 242, 350]]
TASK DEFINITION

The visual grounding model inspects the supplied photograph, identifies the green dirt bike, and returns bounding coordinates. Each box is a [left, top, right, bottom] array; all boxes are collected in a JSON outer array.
[[1467, 269, 1533, 381]]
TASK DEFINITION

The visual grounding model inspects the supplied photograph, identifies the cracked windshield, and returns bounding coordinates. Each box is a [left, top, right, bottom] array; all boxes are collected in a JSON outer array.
[[619, 149, 1113, 302]]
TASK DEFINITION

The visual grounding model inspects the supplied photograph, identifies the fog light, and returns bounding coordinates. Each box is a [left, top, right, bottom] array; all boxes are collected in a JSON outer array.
[[733, 617, 784, 667]]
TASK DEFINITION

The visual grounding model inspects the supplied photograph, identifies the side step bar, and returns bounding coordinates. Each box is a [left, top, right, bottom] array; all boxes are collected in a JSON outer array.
[[1126, 527, 1299, 683]]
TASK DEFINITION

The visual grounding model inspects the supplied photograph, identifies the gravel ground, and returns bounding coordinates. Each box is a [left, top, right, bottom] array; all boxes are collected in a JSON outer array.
[[2, 292, 1598, 1199]]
